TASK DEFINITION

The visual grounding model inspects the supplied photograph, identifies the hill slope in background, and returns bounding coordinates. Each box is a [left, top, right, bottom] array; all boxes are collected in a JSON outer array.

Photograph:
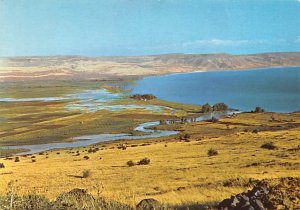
[[0, 52, 300, 81]]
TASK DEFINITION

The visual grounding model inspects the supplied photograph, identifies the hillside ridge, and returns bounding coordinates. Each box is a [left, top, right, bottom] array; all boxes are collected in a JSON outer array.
[[1, 52, 300, 81]]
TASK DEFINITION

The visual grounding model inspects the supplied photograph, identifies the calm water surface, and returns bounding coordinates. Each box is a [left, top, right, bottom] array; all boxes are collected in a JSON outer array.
[[131, 67, 300, 113]]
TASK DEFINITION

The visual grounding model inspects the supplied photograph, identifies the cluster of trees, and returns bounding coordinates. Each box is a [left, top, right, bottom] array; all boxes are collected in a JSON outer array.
[[252, 106, 265, 113], [130, 94, 157, 100], [201, 102, 228, 113]]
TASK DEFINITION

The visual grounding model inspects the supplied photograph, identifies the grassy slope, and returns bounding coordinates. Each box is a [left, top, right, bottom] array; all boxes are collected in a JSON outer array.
[[0, 112, 299, 207]]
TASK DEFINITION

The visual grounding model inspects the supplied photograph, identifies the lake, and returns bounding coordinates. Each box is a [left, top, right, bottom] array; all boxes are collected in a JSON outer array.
[[131, 67, 300, 113]]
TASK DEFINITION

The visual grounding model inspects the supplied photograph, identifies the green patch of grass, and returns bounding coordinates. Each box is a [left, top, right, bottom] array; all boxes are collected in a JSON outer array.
[[0, 148, 28, 158]]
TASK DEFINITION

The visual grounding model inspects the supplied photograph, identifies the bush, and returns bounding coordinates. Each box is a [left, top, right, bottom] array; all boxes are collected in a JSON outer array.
[[213, 102, 228, 111], [210, 116, 219, 123], [127, 160, 135, 167], [117, 144, 127, 150], [138, 158, 150, 165], [54, 188, 133, 210], [261, 142, 277, 150], [14, 157, 20, 162], [83, 156, 90, 160], [88, 148, 99, 153], [179, 133, 191, 140], [82, 170, 91, 178], [201, 103, 212, 113], [130, 94, 156, 100], [32, 159, 36, 163], [0, 163, 4, 168], [253, 129, 259, 134], [9, 194, 52, 210], [252, 106, 265, 113], [159, 120, 166, 125], [208, 148, 218, 156]]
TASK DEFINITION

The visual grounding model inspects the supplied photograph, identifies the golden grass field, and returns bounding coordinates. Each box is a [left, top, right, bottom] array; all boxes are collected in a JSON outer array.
[[0, 110, 299, 208]]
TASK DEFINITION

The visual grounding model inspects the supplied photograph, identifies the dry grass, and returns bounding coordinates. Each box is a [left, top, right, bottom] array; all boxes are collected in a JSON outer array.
[[0, 112, 299, 207]]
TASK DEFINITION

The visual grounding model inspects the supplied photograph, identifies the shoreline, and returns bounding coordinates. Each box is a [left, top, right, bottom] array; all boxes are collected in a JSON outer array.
[[137, 65, 300, 79]]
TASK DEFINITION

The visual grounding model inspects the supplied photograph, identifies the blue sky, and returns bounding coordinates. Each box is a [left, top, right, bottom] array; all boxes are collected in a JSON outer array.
[[0, 0, 299, 56]]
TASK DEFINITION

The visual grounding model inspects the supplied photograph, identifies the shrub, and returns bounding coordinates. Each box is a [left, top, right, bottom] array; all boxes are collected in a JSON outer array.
[[32, 159, 36, 163], [11, 194, 52, 210], [14, 157, 20, 162], [180, 133, 191, 140], [38, 152, 44, 155], [117, 144, 127, 150], [31, 156, 36, 158], [208, 148, 218, 156], [201, 103, 212, 113], [88, 148, 99, 153], [210, 116, 219, 123], [253, 129, 259, 134], [0, 163, 4, 168], [261, 142, 277, 150], [82, 169, 91, 178], [159, 120, 166, 125], [213, 102, 228, 111], [253, 106, 265, 113], [127, 160, 135, 167], [83, 156, 90, 160], [56, 152, 60, 155], [138, 158, 150, 165], [130, 94, 156, 100]]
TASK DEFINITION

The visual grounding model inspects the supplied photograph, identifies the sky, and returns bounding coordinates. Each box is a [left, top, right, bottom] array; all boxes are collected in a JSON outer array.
[[0, 0, 299, 57]]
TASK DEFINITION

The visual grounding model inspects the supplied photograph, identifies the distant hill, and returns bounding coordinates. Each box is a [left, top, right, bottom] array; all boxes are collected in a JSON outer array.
[[0, 52, 300, 81]]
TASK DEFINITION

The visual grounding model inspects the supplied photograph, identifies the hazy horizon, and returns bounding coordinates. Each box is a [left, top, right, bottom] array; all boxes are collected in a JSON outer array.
[[2, 51, 300, 58]]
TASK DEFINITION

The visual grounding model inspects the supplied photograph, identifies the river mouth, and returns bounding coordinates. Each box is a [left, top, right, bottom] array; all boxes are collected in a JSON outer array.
[[2, 111, 234, 156]]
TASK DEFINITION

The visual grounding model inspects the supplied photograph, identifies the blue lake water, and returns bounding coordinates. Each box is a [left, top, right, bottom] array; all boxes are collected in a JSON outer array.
[[131, 67, 300, 113]]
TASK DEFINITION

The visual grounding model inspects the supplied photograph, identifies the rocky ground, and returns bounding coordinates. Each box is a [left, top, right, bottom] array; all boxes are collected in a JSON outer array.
[[0, 177, 298, 210]]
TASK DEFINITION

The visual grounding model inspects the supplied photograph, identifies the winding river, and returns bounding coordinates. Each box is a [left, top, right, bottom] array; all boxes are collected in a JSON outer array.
[[2, 111, 233, 156]]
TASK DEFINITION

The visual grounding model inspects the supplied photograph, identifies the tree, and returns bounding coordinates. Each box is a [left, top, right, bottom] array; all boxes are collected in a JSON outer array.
[[253, 106, 264, 113], [212, 102, 228, 111], [201, 103, 212, 113]]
